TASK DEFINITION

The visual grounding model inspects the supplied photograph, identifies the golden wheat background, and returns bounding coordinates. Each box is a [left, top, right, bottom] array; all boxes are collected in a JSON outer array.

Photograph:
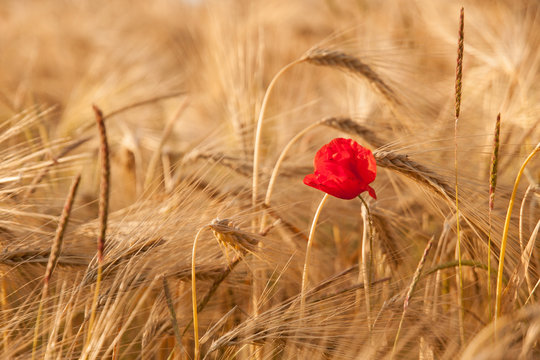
[[0, 0, 538, 359]]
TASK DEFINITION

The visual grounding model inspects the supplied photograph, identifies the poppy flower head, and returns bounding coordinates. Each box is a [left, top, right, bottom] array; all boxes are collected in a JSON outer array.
[[303, 138, 377, 200]]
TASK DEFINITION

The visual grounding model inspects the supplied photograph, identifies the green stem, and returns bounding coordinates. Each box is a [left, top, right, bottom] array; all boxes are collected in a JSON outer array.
[[495, 143, 539, 320]]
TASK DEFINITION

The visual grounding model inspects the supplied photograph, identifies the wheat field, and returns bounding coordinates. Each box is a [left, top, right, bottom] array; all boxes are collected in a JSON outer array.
[[0, 0, 539, 359]]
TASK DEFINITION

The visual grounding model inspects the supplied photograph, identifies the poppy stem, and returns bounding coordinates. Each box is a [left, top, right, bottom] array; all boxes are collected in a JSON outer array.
[[300, 193, 330, 320]]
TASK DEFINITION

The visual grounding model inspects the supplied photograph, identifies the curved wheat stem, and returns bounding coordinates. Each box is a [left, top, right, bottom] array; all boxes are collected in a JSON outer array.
[[495, 143, 540, 320], [262, 116, 383, 230], [84, 105, 110, 357], [252, 59, 304, 214]]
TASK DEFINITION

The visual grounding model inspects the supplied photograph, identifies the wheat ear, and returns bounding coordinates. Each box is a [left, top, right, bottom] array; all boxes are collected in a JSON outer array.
[[373, 150, 454, 202], [302, 48, 401, 110]]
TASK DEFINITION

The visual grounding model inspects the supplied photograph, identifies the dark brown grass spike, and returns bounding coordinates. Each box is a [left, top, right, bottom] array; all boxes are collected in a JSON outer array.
[[94, 104, 110, 264], [487, 113, 501, 318]]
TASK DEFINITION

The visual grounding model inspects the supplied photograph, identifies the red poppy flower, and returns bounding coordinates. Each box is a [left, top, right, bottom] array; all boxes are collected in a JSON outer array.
[[303, 138, 377, 200]]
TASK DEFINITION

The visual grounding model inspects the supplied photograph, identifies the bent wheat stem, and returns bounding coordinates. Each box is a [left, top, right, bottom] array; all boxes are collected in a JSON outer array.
[[261, 121, 321, 230], [495, 143, 539, 320], [85, 105, 110, 353], [252, 59, 304, 213]]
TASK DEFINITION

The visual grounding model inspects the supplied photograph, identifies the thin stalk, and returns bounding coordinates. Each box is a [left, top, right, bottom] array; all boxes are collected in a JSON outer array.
[[252, 59, 304, 214], [182, 256, 243, 337], [300, 193, 330, 318], [524, 279, 540, 306], [85, 105, 110, 351], [32, 174, 81, 360], [0, 276, 7, 354], [453, 7, 465, 346], [495, 143, 540, 320], [519, 185, 534, 295], [251, 60, 303, 348], [144, 99, 188, 190], [423, 260, 488, 277], [191, 226, 208, 360], [487, 113, 501, 320], [260, 121, 321, 230], [162, 276, 185, 355], [392, 237, 434, 357]]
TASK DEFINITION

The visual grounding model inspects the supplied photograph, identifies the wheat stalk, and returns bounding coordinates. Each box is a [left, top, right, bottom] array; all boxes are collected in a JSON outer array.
[[162, 276, 185, 356], [392, 236, 434, 357], [84, 104, 111, 356], [495, 143, 540, 319], [31, 174, 81, 360]]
